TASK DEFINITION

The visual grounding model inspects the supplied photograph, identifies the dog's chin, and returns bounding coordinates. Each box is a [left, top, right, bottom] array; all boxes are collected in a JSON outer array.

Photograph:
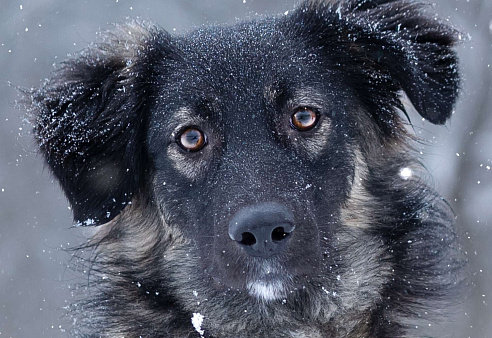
[[211, 258, 295, 301], [245, 261, 293, 302], [246, 278, 288, 302]]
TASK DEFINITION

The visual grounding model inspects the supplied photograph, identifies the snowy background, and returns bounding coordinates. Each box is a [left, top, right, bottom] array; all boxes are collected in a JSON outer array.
[[0, 0, 491, 337]]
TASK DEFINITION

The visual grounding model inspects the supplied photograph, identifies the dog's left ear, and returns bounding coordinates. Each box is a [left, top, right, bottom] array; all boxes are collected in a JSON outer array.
[[26, 22, 172, 226], [290, 0, 461, 125]]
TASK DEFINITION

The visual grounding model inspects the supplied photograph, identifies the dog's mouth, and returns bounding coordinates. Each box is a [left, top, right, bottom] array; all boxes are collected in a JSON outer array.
[[208, 253, 297, 301], [246, 279, 288, 301], [243, 261, 294, 301]]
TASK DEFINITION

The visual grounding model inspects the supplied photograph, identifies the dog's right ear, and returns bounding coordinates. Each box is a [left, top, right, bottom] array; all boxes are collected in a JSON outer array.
[[27, 22, 172, 226], [289, 0, 461, 127]]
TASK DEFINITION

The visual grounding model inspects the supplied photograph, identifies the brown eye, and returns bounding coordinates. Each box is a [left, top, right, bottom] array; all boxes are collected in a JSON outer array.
[[290, 108, 319, 131], [177, 127, 207, 152]]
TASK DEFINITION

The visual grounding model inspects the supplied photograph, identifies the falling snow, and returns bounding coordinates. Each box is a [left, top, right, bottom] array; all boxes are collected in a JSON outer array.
[[192, 313, 205, 336], [399, 167, 412, 180], [1, 1, 492, 337]]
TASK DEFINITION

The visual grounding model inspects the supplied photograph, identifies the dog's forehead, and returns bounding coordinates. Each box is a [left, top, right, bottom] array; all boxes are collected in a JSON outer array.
[[184, 19, 287, 65], [161, 19, 331, 124], [176, 19, 315, 92]]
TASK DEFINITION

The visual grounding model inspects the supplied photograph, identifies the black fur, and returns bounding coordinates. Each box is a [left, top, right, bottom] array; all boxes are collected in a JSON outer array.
[[27, 0, 464, 337]]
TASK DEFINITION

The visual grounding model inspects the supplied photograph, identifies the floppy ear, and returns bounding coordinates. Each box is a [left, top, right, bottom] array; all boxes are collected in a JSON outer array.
[[28, 22, 170, 225], [291, 0, 461, 125]]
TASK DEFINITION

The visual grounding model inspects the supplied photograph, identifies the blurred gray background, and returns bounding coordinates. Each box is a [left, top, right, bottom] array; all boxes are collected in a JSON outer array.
[[0, 0, 491, 337]]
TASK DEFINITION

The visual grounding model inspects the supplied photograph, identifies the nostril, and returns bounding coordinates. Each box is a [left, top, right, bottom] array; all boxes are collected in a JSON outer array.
[[228, 203, 295, 258], [271, 227, 290, 242], [240, 232, 256, 246]]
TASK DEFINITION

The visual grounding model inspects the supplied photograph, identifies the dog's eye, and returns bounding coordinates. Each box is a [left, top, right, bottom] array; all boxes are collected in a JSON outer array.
[[177, 127, 207, 152], [290, 108, 319, 131]]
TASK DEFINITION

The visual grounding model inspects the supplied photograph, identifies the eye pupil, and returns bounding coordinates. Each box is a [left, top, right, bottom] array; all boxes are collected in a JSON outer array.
[[178, 128, 206, 151], [291, 108, 318, 131]]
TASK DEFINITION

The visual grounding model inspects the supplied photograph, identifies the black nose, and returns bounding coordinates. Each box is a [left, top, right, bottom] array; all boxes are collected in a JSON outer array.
[[228, 203, 295, 259]]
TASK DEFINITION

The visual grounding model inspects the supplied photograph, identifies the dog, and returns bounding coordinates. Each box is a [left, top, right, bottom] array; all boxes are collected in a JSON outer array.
[[27, 0, 464, 336]]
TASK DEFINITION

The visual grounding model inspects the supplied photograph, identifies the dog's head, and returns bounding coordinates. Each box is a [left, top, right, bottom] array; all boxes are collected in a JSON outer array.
[[29, 0, 461, 333]]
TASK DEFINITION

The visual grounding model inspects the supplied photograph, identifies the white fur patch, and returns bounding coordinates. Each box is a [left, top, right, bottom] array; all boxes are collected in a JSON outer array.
[[246, 280, 285, 302], [246, 261, 291, 301]]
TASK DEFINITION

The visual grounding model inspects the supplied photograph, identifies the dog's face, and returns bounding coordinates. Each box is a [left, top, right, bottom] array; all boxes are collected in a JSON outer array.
[[29, 0, 462, 336], [149, 24, 358, 301]]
